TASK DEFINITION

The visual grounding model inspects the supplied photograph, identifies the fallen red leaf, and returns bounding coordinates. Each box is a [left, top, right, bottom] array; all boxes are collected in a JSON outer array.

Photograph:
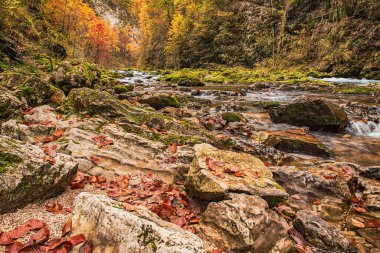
[[79, 241, 94, 253], [53, 128, 65, 138], [56, 114, 63, 120], [169, 143, 177, 154], [189, 217, 200, 224], [45, 202, 66, 214], [22, 108, 34, 115], [0, 232, 12, 245], [354, 207, 366, 213], [365, 219, 380, 228], [62, 220, 72, 237], [210, 249, 224, 253], [234, 171, 245, 177], [122, 203, 136, 212], [90, 156, 101, 165], [44, 156, 56, 165], [312, 199, 321, 205], [5, 241, 24, 252], [42, 137, 54, 143], [28, 226, 50, 245], [43, 145, 57, 157], [67, 234, 86, 246], [170, 216, 187, 227]]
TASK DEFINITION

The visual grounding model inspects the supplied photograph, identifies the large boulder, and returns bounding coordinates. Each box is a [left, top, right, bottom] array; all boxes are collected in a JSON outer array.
[[0, 136, 78, 214], [72, 193, 206, 253], [139, 94, 181, 110], [294, 210, 358, 253], [269, 99, 349, 132], [252, 129, 331, 157], [18, 77, 65, 106], [185, 144, 288, 205], [0, 88, 24, 118], [64, 88, 134, 118], [198, 193, 291, 253]]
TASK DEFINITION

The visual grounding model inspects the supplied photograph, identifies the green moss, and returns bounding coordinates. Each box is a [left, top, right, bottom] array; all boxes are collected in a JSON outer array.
[[221, 112, 244, 123], [0, 152, 22, 173], [114, 85, 134, 94], [257, 101, 281, 109]]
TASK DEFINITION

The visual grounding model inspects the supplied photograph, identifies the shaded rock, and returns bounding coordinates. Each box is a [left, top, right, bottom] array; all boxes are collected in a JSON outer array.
[[18, 77, 64, 106], [199, 115, 226, 131], [0, 88, 24, 118], [271, 163, 353, 203], [185, 144, 288, 205], [269, 99, 349, 132], [0, 119, 33, 142], [114, 84, 134, 94], [252, 129, 331, 157], [72, 193, 206, 253], [140, 94, 181, 110], [294, 210, 358, 253], [0, 136, 78, 214], [198, 193, 291, 253], [358, 228, 380, 248], [359, 166, 380, 180]]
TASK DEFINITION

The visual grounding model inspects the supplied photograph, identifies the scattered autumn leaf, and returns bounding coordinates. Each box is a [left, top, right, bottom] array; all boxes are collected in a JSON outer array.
[[53, 128, 65, 138], [122, 203, 136, 212], [90, 156, 101, 165], [365, 219, 380, 228], [45, 202, 66, 214], [354, 207, 367, 213], [79, 241, 94, 253], [169, 143, 177, 154], [22, 108, 34, 115], [312, 199, 321, 205], [62, 220, 72, 237], [56, 114, 63, 120], [44, 156, 56, 165]]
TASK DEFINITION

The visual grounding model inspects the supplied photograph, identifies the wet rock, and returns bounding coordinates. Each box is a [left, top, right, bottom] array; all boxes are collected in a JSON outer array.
[[358, 229, 380, 248], [252, 129, 331, 157], [271, 163, 353, 203], [0, 88, 24, 118], [269, 99, 349, 132], [319, 198, 346, 222], [161, 107, 195, 118], [199, 115, 226, 131], [139, 94, 181, 110], [198, 193, 291, 253], [0, 136, 78, 214], [185, 144, 288, 205], [294, 210, 358, 253], [72, 193, 206, 253]]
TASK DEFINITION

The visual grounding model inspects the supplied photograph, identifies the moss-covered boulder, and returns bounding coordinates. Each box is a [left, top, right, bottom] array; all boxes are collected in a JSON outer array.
[[269, 99, 349, 132], [221, 112, 244, 123], [50, 62, 101, 95], [0, 88, 24, 119], [64, 88, 134, 118], [185, 144, 288, 205], [252, 129, 331, 157], [114, 84, 134, 94], [0, 136, 78, 214], [139, 94, 181, 110], [178, 78, 205, 87], [18, 77, 64, 106]]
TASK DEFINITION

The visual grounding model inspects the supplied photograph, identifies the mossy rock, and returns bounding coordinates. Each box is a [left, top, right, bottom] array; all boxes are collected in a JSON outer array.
[[0, 152, 22, 173], [269, 99, 349, 132], [114, 84, 134, 94], [139, 95, 181, 110], [178, 78, 205, 87], [221, 112, 244, 123], [0, 88, 24, 119]]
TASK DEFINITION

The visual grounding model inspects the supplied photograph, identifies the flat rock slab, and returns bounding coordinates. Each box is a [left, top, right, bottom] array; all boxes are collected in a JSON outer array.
[[0, 135, 78, 214], [253, 129, 331, 157], [72, 193, 206, 253], [185, 143, 288, 205], [198, 193, 291, 253]]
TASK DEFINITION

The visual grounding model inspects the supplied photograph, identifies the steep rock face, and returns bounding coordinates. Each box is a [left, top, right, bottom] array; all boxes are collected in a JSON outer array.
[[185, 143, 288, 205], [269, 99, 349, 132], [198, 193, 291, 253], [72, 193, 206, 253], [0, 88, 24, 119], [0, 136, 78, 214]]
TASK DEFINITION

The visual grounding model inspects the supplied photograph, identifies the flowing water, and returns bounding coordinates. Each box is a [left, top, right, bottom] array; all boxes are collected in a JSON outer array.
[[117, 71, 380, 166], [309, 77, 379, 86]]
